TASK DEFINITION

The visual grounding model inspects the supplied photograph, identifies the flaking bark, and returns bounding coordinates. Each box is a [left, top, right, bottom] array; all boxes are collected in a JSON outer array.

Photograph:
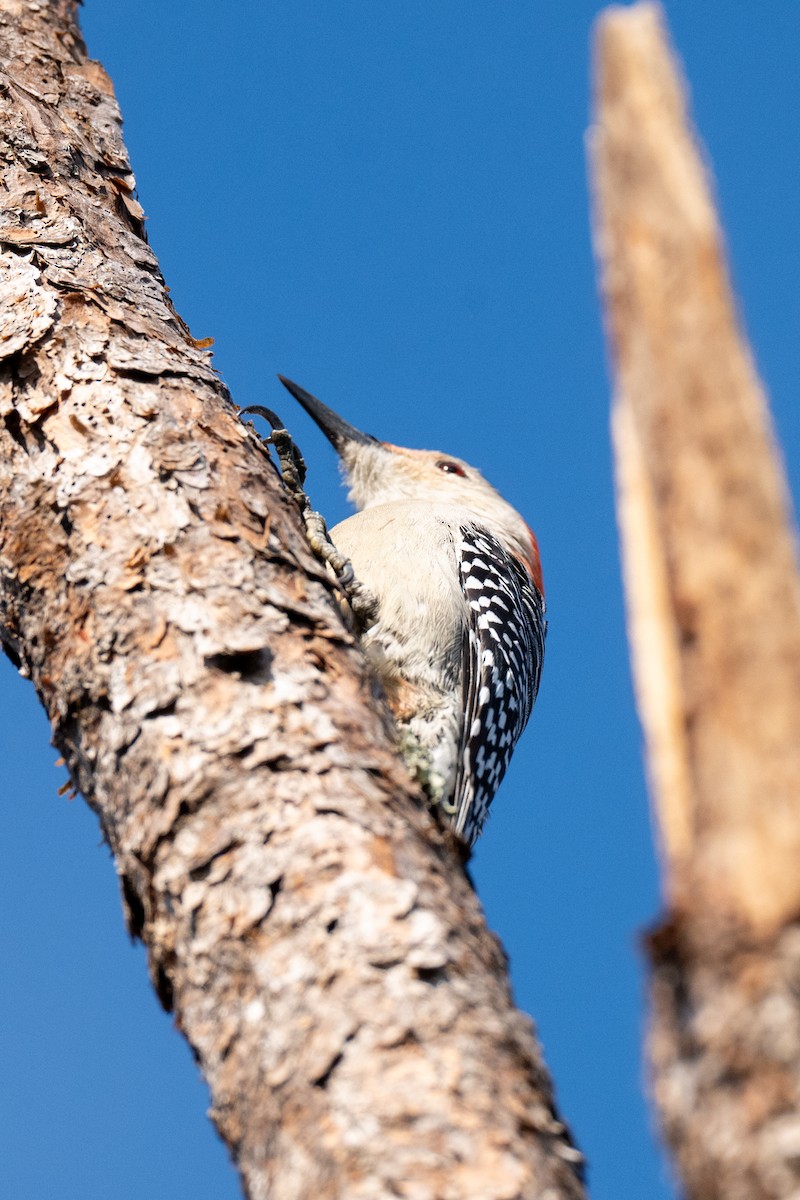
[[0, 3, 583, 1197], [591, 4, 800, 1197]]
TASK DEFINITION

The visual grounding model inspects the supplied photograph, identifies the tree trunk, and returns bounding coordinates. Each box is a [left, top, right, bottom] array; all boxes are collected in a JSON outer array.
[[0, 3, 583, 1197], [590, 4, 800, 1197]]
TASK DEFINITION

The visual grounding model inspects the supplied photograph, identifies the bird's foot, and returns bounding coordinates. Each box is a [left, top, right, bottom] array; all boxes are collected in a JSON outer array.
[[240, 405, 378, 631]]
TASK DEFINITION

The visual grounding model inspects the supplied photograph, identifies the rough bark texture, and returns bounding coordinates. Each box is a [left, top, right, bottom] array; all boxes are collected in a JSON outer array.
[[591, 4, 800, 1198], [0, 3, 584, 1198]]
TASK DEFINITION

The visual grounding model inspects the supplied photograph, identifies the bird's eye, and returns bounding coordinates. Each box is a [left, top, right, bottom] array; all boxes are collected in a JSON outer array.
[[436, 459, 466, 477]]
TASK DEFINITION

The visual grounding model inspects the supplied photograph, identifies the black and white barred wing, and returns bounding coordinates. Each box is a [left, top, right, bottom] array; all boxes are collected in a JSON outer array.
[[452, 525, 546, 846]]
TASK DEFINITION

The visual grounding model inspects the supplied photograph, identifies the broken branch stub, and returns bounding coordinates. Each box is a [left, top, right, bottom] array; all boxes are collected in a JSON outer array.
[[591, 2, 800, 937]]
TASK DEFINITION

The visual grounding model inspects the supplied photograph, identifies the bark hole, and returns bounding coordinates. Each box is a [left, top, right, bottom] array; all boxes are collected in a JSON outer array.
[[204, 648, 274, 683]]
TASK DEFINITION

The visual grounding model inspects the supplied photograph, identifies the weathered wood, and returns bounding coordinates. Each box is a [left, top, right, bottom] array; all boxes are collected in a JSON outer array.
[[591, 0, 800, 936], [0, 3, 583, 1197], [591, 4, 800, 1197]]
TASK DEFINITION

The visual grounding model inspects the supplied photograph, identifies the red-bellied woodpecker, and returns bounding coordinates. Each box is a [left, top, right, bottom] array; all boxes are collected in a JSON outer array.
[[279, 375, 546, 846]]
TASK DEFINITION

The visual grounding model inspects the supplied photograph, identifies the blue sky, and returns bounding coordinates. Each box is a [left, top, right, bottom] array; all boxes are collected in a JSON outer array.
[[2, 4, 799, 1198]]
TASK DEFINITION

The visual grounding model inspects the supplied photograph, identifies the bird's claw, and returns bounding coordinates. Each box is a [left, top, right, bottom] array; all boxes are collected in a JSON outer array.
[[240, 403, 376, 631]]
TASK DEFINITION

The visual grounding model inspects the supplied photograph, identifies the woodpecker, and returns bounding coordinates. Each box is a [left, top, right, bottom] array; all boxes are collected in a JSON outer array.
[[278, 376, 546, 846]]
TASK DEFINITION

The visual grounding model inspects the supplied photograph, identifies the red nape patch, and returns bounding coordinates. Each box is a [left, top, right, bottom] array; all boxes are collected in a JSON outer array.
[[526, 527, 544, 595]]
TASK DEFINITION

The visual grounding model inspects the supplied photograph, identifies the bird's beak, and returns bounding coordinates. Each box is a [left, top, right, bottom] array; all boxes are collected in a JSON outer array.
[[278, 376, 379, 450]]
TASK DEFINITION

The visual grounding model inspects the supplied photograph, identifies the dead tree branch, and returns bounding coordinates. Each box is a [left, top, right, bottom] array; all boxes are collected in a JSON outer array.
[[0, 3, 583, 1197], [591, 4, 800, 1197]]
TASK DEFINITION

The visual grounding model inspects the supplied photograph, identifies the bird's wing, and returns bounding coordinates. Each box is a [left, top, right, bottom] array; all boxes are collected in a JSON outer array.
[[452, 525, 546, 846]]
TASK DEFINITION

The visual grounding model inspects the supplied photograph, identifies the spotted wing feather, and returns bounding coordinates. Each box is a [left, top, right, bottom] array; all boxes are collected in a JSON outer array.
[[452, 525, 546, 845]]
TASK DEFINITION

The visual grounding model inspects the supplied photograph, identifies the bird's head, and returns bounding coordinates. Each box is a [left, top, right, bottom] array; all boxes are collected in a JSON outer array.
[[278, 376, 543, 592]]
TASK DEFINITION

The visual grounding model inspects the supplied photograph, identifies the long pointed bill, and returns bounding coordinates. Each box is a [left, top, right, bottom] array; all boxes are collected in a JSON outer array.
[[278, 376, 379, 450]]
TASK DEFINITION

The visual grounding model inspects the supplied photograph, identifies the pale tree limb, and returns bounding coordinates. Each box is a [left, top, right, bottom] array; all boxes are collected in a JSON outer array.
[[0, 3, 584, 1197], [591, 3, 800, 1197]]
